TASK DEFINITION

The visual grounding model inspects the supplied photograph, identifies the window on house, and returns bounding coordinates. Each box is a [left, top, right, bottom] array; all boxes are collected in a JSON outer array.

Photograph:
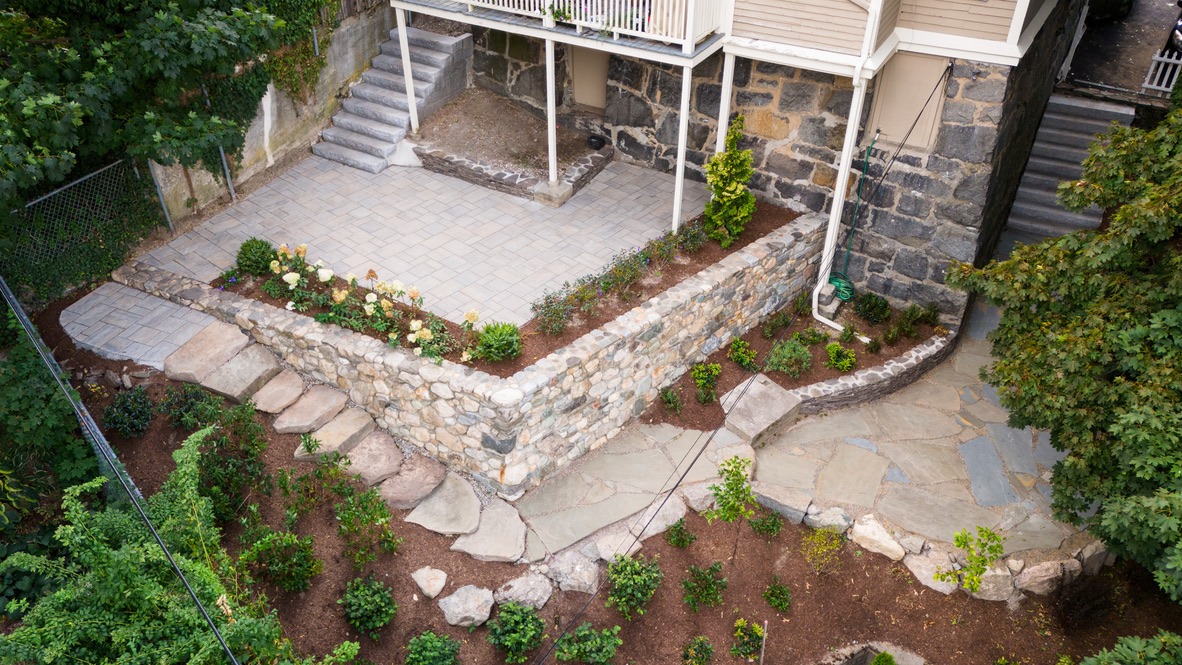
[[866, 52, 948, 151]]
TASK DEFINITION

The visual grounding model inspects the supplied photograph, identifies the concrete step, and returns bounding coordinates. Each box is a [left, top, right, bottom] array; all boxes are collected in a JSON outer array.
[[351, 82, 415, 112], [1013, 185, 1060, 208], [1046, 94, 1136, 123], [341, 97, 411, 127], [321, 126, 397, 159], [1010, 199, 1102, 231], [312, 141, 388, 173], [371, 53, 442, 83], [361, 68, 432, 97], [378, 42, 450, 69], [1034, 126, 1098, 149], [1024, 155, 1082, 180], [1007, 214, 1081, 238], [390, 26, 473, 56], [1018, 169, 1067, 192], [1038, 111, 1114, 137], [333, 112, 407, 143], [1030, 141, 1090, 165]]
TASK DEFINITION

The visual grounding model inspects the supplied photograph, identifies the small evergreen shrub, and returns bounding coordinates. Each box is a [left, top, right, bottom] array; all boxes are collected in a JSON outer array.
[[555, 623, 622, 664], [793, 291, 811, 316], [606, 554, 663, 621], [764, 339, 811, 378], [659, 386, 683, 414], [103, 386, 154, 439], [339, 575, 397, 640], [704, 456, 757, 525], [475, 321, 523, 361], [730, 618, 764, 660], [239, 528, 322, 592], [867, 337, 882, 354], [824, 343, 857, 372], [919, 303, 941, 326], [531, 291, 574, 335], [158, 383, 222, 430], [793, 327, 829, 346], [728, 339, 758, 371], [761, 311, 792, 339], [871, 653, 897, 665], [334, 486, 402, 570], [682, 636, 714, 665], [406, 631, 461, 665], [691, 362, 721, 404], [802, 527, 845, 574], [665, 518, 696, 548], [749, 512, 782, 538], [883, 325, 901, 346], [237, 237, 277, 276], [682, 562, 727, 612], [703, 115, 755, 248], [199, 402, 272, 523], [764, 576, 792, 612], [839, 325, 857, 344], [487, 602, 546, 664], [853, 292, 892, 325]]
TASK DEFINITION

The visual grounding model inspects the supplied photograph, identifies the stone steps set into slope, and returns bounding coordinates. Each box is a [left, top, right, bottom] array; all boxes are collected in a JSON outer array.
[[312, 27, 472, 173]]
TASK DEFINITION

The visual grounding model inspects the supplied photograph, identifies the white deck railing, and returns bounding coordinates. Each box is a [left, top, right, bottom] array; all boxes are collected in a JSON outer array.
[[465, 0, 724, 51], [1142, 48, 1182, 97]]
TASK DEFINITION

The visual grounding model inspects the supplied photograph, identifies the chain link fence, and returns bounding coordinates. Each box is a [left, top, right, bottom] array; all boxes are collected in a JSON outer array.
[[1, 160, 168, 306]]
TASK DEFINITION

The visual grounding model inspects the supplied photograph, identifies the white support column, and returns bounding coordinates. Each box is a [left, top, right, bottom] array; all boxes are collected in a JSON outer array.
[[670, 64, 694, 233], [545, 39, 558, 185], [714, 52, 736, 154], [396, 8, 420, 135]]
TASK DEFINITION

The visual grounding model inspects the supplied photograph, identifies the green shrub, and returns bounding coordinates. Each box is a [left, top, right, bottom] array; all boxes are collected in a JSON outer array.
[[682, 636, 715, 665], [793, 327, 830, 346], [703, 115, 755, 249], [665, 517, 696, 548], [867, 337, 882, 354], [793, 292, 811, 316], [334, 486, 402, 570], [749, 512, 782, 537], [682, 561, 727, 612], [730, 618, 764, 660], [728, 339, 758, 371], [339, 575, 396, 640], [659, 387, 682, 414], [1080, 631, 1182, 664], [406, 630, 462, 665], [853, 292, 892, 325], [883, 325, 901, 346], [691, 362, 721, 404], [531, 291, 574, 335], [237, 237, 277, 276], [764, 339, 811, 377], [475, 321, 523, 361], [764, 576, 792, 612], [606, 554, 663, 621], [871, 653, 897, 665], [839, 325, 857, 344], [801, 527, 845, 574], [934, 526, 1004, 593], [487, 602, 546, 664], [199, 402, 272, 523], [555, 623, 622, 664], [761, 311, 793, 339], [824, 343, 857, 372], [103, 386, 154, 439], [705, 456, 757, 525], [239, 527, 323, 592], [158, 383, 222, 430]]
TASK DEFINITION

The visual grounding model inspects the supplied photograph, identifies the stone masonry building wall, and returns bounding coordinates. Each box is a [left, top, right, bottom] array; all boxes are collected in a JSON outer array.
[[471, 28, 573, 115]]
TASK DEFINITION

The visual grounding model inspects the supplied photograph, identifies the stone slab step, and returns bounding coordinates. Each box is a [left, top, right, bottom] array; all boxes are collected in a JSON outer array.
[[406, 472, 481, 535], [1045, 94, 1135, 123], [341, 97, 411, 128], [721, 374, 801, 445], [311, 141, 388, 173], [274, 384, 348, 434], [370, 54, 442, 82], [1023, 155, 1081, 180], [361, 68, 433, 97], [1030, 141, 1089, 165], [347, 430, 405, 486], [1037, 111, 1114, 137], [297, 407, 376, 461], [1018, 170, 1065, 193], [252, 369, 304, 414], [379, 455, 448, 509], [201, 344, 281, 403], [378, 42, 450, 68], [1034, 126, 1096, 149], [164, 321, 249, 384], [1010, 199, 1102, 231], [390, 26, 473, 56], [1013, 186, 1104, 217], [350, 82, 415, 113], [451, 499, 526, 562], [333, 112, 408, 143], [321, 126, 397, 159]]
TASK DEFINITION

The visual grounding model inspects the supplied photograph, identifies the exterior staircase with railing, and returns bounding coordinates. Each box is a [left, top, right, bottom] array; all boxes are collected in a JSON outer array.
[[312, 27, 472, 173]]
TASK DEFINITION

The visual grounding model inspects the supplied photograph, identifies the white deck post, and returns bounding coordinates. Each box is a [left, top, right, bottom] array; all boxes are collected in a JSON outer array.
[[545, 39, 558, 185], [714, 52, 736, 154], [671, 64, 694, 233], [396, 8, 420, 135]]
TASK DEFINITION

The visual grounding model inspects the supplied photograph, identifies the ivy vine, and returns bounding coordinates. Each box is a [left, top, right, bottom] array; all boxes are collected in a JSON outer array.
[[265, 0, 340, 102], [201, 63, 273, 181]]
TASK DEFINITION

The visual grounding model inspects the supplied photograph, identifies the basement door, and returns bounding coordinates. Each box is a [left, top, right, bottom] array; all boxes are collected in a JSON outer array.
[[570, 46, 610, 112]]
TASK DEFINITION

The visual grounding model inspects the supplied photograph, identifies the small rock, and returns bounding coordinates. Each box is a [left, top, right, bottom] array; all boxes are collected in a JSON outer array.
[[903, 546, 958, 594], [804, 507, 852, 532], [1006, 558, 1025, 574], [970, 562, 1015, 602], [628, 493, 686, 540], [437, 585, 493, 627], [379, 455, 447, 510], [898, 533, 926, 555], [806, 504, 821, 516], [104, 369, 121, 387], [129, 369, 155, 379], [494, 573, 553, 609], [412, 567, 447, 598], [1079, 540, 1108, 577], [120, 373, 132, 389], [547, 550, 600, 594], [1016, 558, 1082, 596], [850, 515, 905, 561], [679, 483, 716, 513], [753, 482, 811, 524]]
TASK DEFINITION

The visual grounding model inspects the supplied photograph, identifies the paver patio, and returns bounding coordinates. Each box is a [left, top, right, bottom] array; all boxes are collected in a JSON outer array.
[[138, 156, 709, 325]]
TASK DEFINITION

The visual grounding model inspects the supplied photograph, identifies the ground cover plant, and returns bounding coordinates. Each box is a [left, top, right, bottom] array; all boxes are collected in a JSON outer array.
[[554, 623, 623, 664]]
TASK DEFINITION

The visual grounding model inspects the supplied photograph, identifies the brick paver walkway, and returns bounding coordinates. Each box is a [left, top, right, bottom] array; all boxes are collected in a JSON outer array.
[[138, 157, 710, 324]]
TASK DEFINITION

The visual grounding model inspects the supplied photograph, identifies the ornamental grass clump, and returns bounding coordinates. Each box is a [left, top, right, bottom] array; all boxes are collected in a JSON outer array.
[[704, 115, 756, 248], [764, 338, 811, 378]]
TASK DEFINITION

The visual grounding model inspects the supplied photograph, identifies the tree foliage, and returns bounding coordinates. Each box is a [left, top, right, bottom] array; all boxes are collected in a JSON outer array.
[[947, 109, 1182, 600]]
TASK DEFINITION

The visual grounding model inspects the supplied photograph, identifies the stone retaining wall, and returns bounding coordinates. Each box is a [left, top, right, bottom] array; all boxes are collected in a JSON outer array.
[[114, 213, 825, 496]]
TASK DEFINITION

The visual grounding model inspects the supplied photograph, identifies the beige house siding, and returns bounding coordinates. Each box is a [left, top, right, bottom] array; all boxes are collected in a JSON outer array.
[[877, 0, 902, 48], [897, 0, 1017, 41], [731, 0, 867, 55]]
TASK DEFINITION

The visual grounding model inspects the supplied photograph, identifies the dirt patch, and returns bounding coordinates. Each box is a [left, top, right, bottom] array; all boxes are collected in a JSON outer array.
[[410, 15, 471, 37], [419, 87, 592, 181]]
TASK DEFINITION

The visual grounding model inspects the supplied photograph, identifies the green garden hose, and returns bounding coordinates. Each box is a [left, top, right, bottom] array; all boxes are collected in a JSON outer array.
[[829, 135, 878, 302]]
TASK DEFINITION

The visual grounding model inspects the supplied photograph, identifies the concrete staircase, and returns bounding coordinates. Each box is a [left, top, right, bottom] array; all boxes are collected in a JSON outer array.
[[1006, 94, 1134, 237], [312, 27, 472, 173]]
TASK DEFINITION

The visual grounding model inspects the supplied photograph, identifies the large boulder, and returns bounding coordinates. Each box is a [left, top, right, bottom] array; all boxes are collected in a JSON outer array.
[[1015, 556, 1082, 596], [902, 545, 958, 594], [494, 573, 554, 609], [850, 515, 906, 561], [547, 550, 600, 594], [970, 562, 1016, 602], [438, 585, 494, 627]]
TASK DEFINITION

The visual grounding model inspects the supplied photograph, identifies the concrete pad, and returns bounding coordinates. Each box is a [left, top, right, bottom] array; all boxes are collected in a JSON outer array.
[[379, 455, 447, 509], [201, 344, 281, 403], [720, 374, 801, 444], [406, 473, 481, 535], [579, 448, 675, 493], [451, 499, 526, 562], [347, 430, 404, 486], [877, 486, 1001, 543], [986, 423, 1037, 476], [885, 380, 962, 412], [755, 446, 822, 490], [870, 403, 963, 441], [878, 442, 968, 485], [251, 369, 304, 413], [771, 408, 876, 446], [274, 385, 348, 434], [815, 444, 889, 508], [525, 492, 654, 553], [961, 436, 1021, 506], [164, 321, 248, 383], [297, 408, 375, 460]]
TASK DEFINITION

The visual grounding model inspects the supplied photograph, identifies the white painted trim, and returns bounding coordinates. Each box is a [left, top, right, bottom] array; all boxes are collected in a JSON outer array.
[[723, 39, 865, 77], [1008, 0, 1034, 44], [893, 27, 1022, 65], [720, 0, 737, 38], [395, 8, 420, 134], [715, 52, 736, 154], [847, 0, 870, 10], [671, 64, 694, 233], [865, 31, 900, 72], [1015, 0, 1058, 53], [545, 39, 558, 184]]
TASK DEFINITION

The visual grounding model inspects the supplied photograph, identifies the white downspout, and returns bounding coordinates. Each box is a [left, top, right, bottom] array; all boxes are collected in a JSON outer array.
[[811, 0, 883, 332]]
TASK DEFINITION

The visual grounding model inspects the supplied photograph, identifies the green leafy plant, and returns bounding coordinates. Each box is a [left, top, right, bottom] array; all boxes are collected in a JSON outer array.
[[237, 237, 277, 276], [867, 337, 882, 354], [764, 338, 811, 377], [474, 321, 523, 362], [665, 517, 696, 548], [606, 554, 663, 621], [728, 339, 758, 371], [704, 115, 756, 248], [339, 575, 397, 640], [681, 562, 727, 612], [705, 455, 757, 525], [198, 402, 272, 523], [157, 383, 222, 430], [102, 386, 154, 439], [406, 630, 462, 665], [682, 636, 715, 665], [730, 618, 764, 660], [239, 527, 323, 592], [871, 653, 897, 665], [690, 362, 721, 404], [333, 486, 402, 570], [824, 342, 857, 372], [761, 311, 793, 339], [883, 325, 901, 346], [853, 292, 892, 325], [764, 576, 792, 612], [793, 327, 830, 346], [839, 325, 857, 344], [934, 526, 1005, 593], [801, 527, 845, 574], [659, 386, 683, 414], [793, 292, 812, 316], [555, 623, 623, 664], [487, 602, 546, 664], [749, 512, 782, 538], [1080, 631, 1182, 664]]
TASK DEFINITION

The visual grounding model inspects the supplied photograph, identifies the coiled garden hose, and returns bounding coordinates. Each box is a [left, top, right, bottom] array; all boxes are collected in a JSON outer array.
[[829, 134, 878, 302]]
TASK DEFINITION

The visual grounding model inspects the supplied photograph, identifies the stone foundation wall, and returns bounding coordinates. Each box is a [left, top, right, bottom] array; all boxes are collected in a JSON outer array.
[[114, 213, 825, 496], [471, 29, 572, 115]]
